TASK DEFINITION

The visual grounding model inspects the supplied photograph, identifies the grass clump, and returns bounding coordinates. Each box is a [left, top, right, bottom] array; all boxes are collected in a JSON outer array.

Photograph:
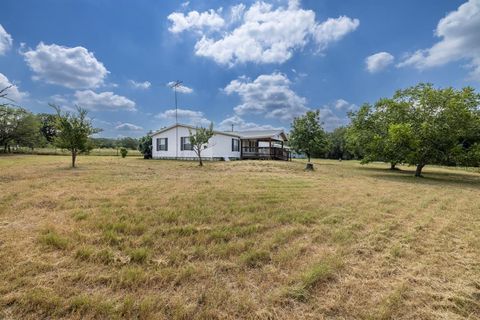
[[95, 248, 115, 264], [128, 247, 150, 264], [240, 249, 271, 268], [38, 229, 69, 250], [117, 266, 147, 288], [72, 211, 88, 221], [20, 288, 62, 316], [285, 257, 343, 302], [68, 294, 115, 318], [74, 246, 94, 261]]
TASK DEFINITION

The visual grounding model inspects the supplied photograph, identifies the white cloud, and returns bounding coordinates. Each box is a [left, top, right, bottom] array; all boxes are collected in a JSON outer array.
[[218, 115, 281, 131], [319, 99, 357, 131], [168, 9, 225, 33], [224, 72, 309, 121], [318, 107, 348, 131], [74, 90, 136, 112], [129, 80, 151, 89], [181, 1, 190, 8], [22, 42, 109, 89], [365, 52, 394, 73], [115, 122, 143, 131], [229, 4, 246, 23], [169, 1, 359, 66], [398, 0, 480, 80], [0, 24, 13, 55], [49, 94, 69, 105], [313, 16, 360, 51], [0, 73, 28, 102], [167, 81, 193, 93], [334, 98, 357, 111], [155, 108, 210, 126]]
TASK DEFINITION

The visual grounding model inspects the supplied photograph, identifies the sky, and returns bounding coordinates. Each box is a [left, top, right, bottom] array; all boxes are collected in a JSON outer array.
[[1, 0, 479, 137]]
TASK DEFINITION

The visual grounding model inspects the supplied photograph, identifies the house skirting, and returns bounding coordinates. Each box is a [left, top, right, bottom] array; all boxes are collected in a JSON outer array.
[[152, 156, 240, 161]]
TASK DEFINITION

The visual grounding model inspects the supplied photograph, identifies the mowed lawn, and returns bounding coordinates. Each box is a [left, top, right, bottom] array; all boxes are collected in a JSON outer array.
[[0, 156, 479, 319]]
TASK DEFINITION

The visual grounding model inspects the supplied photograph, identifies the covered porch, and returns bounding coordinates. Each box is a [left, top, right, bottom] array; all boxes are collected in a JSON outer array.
[[240, 138, 291, 161]]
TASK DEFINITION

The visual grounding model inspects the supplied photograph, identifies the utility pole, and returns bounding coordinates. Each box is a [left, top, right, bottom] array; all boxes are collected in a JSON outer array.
[[169, 80, 183, 159]]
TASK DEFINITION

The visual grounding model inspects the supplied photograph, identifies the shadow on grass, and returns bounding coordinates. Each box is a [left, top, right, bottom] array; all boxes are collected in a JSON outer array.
[[357, 166, 480, 189]]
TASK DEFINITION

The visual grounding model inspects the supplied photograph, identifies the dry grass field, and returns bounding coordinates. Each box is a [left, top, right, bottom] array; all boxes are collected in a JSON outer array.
[[0, 155, 479, 319]]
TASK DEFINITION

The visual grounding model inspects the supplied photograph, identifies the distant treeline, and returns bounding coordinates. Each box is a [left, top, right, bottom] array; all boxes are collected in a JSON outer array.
[[0, 104, 140, 153]]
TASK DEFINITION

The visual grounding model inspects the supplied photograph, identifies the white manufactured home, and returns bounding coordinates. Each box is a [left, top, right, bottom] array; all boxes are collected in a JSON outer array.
[[150, 123, 290, 161]]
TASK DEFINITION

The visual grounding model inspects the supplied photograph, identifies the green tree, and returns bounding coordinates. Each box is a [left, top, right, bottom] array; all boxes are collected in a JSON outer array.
[[394, 84, 480, 176], [347, 99, 413, 170], [37, 113, 58, 144], [117, 137, 138, 150], [120, 147, 128, 158], [0, 105, 41, 152], [51, 104, 100, 168], [349, 84, 480, 176], [325, 127, 354, 160], [138, 134, 152, 159], [289, 110, 327, 168], [188, 123, 214, 166]]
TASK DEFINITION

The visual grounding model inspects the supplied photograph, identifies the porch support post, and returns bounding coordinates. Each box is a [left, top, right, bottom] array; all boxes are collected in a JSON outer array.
[[269, 139, 272, 160], [240, 140, 243, 160]]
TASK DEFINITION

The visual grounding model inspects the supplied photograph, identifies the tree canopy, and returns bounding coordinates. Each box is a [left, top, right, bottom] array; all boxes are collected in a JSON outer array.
[[52, 105, 100, 167], [138, 134, 152, 159], [0, 105, 42, 152], [348, 83, 480, 176], [189, 123, 214, 166], [289, 110, 328, 165]]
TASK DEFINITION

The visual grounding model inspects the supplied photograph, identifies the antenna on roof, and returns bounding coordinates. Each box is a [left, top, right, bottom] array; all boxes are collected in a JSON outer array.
[[231, 124, 234, 132], [168, 80, 183, 125]]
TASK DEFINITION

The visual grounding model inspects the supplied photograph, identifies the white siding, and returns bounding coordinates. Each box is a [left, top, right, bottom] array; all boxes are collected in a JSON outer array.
[[151, 125, 241, 160]]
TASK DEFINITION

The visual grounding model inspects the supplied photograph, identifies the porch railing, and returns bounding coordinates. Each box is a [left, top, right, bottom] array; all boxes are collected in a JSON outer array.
[[241, 147, 290, 160]]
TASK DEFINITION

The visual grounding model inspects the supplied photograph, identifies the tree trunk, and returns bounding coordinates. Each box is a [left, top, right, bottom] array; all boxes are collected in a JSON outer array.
[[72, 149, 77, 168], [307, 153, 311, 163], [415, 164, 424, 177], [197, 150, 203, 166], [390, 162, 397, 170]]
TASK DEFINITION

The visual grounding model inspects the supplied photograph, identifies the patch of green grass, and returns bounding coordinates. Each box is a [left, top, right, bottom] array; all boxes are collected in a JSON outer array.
[[20, 288, 62, 316], [240, 249, 271, 268], [38, 229, 69, 250], [74, 246, 94, 261], [95, 248, 115, 264], [102, 229, 122, 245], [285, 257, 343, 302], [72, 211, 88, 221], [117, 266, 147, 288], [128, 247, 150, 264]]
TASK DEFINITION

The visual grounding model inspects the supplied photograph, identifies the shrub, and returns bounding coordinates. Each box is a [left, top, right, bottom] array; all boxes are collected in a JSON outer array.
[[120, 147, 128, 158]]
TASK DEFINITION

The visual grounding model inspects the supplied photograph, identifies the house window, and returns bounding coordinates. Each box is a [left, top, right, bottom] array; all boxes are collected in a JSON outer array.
[[156, 138, 168, 151], [232, 138, 240, 152], [181, 137, 193, 151]]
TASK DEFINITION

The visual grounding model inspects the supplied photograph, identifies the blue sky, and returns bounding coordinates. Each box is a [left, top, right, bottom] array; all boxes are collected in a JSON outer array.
[[1, 0, 479, 137]]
